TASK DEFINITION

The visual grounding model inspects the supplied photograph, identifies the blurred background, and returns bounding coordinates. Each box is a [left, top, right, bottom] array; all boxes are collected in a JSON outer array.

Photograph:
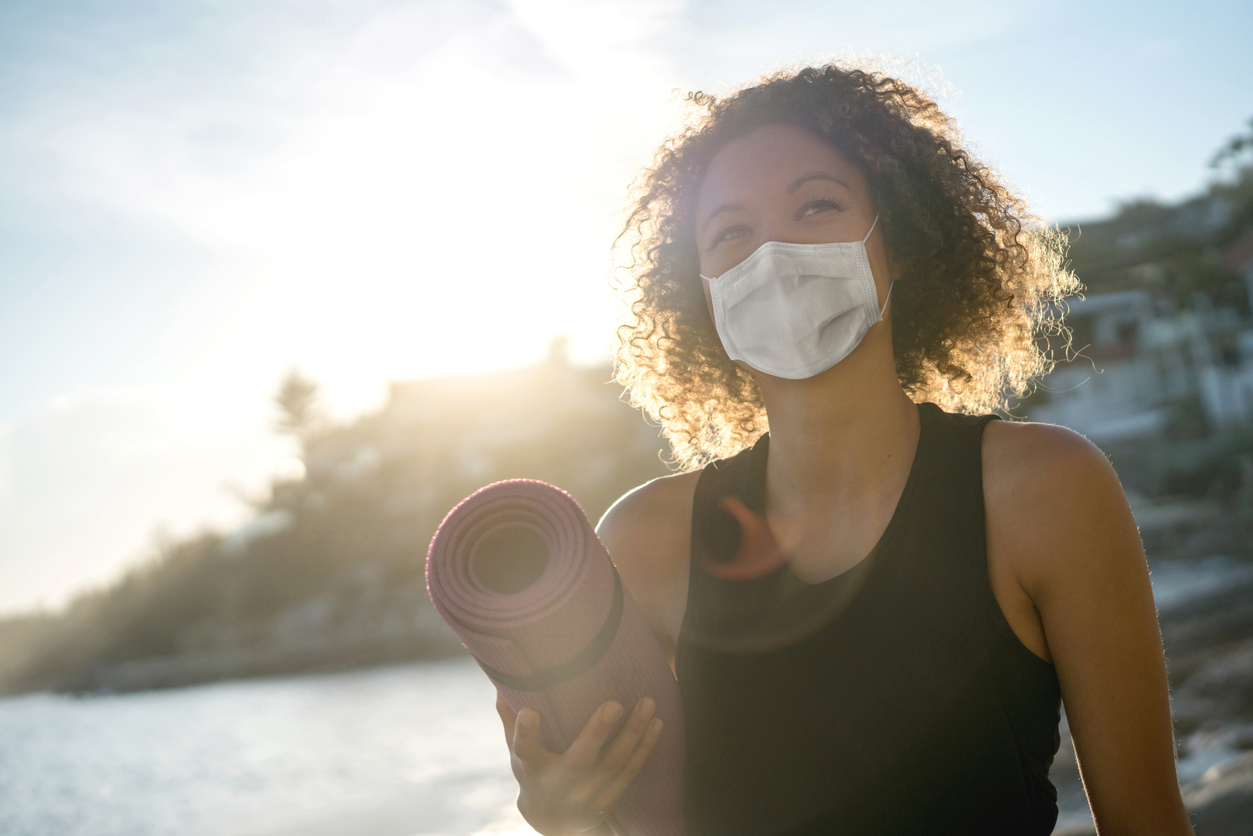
[[2, 1, 1252, 834]]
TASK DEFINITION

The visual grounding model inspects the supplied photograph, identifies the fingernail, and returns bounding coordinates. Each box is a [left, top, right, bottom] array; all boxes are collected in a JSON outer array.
[[650, 718, 663, 734], [640, 697, 656, 716], [603, 702, 623, 722]]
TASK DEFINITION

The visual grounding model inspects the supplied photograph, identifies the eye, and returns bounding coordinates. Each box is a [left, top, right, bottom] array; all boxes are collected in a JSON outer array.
[[708, 224, 750, 250], [797, 198, 847, 219]]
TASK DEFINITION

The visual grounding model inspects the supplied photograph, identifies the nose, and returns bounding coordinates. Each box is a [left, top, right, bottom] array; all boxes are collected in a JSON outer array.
[[756, 220, 800, 247], [703, 225, 798, 280]]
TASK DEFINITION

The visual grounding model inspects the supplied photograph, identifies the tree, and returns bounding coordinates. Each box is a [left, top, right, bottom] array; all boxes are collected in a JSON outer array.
[[274, 367, 324, 441], [1211, 117, 1253, 170]]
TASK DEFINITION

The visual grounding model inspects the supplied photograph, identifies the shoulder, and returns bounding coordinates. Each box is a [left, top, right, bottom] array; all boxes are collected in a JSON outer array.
[[981, 418, 1117, 494], [593, 473, 701, 651], [596, 471, 701, 650], [980, 418, 1142, 601]]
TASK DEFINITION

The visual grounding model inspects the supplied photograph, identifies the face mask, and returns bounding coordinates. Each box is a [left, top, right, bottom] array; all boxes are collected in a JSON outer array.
[[700, 213, 892, 379]]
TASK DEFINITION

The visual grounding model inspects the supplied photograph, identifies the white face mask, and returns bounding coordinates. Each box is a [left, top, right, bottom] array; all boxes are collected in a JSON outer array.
[[700, 213, 892, 379]]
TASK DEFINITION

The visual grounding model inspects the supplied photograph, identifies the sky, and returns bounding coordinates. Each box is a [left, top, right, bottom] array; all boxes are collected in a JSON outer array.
[[1, 0, 1251, 615]]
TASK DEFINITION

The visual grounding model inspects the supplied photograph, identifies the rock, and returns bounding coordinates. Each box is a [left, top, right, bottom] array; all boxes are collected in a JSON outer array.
[[1159, 570, 1253, 663], [1183, 750, 1253, 835], [1051, 750, 1253, 835], [1159, 567, 1253, 736], [1052, 825, 1096, 836], [1172, 640, 1253, 733]]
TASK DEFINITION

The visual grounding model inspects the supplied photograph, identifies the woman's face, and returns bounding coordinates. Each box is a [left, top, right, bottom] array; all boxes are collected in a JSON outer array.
[[694, 123, 892, 316]]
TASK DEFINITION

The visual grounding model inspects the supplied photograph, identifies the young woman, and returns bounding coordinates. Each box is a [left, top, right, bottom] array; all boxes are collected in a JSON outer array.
[[495, 63, 1192, 835]]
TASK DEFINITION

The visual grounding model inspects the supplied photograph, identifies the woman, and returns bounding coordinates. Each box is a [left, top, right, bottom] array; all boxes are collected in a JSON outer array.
[[496, 63, 1192, 835]]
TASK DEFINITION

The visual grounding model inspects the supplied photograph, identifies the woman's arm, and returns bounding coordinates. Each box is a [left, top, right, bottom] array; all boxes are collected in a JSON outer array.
[[984, 422, 1193, 836], [490, 473, 697, 834], [594, 472, 698, 669]]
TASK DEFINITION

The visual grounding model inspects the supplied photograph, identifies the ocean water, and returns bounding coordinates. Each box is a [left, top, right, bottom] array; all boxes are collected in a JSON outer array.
[[0, 658, 530, 836]]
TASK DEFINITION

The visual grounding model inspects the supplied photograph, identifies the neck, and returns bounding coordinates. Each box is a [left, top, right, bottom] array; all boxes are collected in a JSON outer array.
[[756, 332, 920, 517]]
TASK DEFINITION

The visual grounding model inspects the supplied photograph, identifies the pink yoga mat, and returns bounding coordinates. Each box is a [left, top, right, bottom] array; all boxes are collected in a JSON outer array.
[[426, 479, 685, 836]]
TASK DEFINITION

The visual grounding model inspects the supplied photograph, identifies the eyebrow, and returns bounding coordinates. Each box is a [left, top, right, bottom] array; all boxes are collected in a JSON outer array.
[[700, 171, 854, 234], [701, 202, 744, 234], [786, 171, 854, 194]]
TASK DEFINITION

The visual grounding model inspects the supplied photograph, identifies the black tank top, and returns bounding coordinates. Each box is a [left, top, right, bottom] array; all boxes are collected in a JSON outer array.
[[676, 401, 1062, 835]]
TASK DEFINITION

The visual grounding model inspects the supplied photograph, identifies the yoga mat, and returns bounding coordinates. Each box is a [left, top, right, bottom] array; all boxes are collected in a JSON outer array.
[[426, 479, 685, 836]]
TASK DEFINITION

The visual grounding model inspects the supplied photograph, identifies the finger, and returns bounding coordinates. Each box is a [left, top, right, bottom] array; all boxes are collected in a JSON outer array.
[[496, 691, 518, 746], [567, 698, 656, 807], [512, 707, 549, 763], [590, 717, 664, 814], [545, 700, 623, 791]]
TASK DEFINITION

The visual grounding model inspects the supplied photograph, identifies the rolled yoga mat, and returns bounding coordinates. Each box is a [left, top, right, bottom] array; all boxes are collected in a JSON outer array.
[[426, 479, 685, 836]]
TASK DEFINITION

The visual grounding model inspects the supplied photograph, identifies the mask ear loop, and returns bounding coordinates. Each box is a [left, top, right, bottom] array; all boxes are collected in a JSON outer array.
[[864, 212, 891, 318], [878, 281, 894, 318], [862, 211, 880, 244]]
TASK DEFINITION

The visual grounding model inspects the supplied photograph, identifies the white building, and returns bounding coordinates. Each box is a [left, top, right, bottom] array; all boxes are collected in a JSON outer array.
[[1027, 289, 1253, 445]]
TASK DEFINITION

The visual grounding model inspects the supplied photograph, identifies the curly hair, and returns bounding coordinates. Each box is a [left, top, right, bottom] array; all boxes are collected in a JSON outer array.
[[613, 62, 1080, 470]]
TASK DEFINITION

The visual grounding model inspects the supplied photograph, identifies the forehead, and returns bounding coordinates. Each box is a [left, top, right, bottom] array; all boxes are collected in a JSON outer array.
[[695, 123, 867, 215]]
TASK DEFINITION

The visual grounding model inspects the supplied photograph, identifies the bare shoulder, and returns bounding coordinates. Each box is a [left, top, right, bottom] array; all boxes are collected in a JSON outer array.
[[981, 418, 1117, 495], [981, 418, 1142, 600], [596, 471, 700, 653]]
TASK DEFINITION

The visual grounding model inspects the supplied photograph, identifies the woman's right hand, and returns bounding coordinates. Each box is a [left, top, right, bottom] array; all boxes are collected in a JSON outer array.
[[495, 692, 664, 835]]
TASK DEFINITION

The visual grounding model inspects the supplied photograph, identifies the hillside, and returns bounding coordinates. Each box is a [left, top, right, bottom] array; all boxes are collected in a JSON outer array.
[[0, 346, 669, 694]]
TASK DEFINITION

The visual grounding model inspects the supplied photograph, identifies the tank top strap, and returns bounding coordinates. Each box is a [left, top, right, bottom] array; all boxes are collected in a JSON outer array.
[[911, 402, 1001, 482], [918, 403, 1001, 470], [903, 404, 1002, 577], [689, 431, 768, 568]]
